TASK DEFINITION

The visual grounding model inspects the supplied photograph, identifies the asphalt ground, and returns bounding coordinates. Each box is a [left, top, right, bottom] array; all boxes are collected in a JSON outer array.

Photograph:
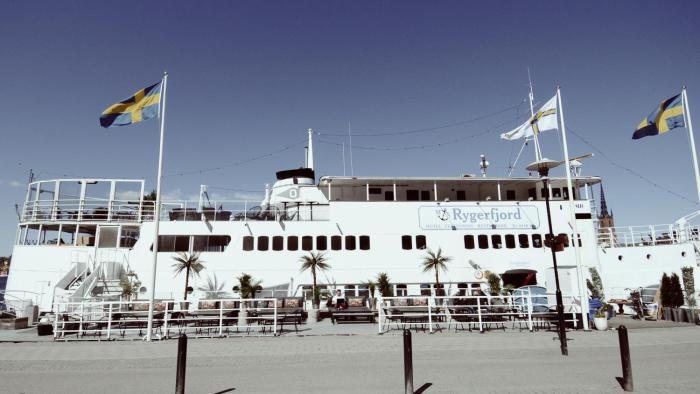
[[0, 322, 698, 393]]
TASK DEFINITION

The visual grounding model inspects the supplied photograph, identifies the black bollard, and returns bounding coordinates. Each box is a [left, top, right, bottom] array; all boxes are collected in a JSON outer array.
[[176, 334, 188, 394], [403, 329, 414, 394], [618, 325, 633, 392]]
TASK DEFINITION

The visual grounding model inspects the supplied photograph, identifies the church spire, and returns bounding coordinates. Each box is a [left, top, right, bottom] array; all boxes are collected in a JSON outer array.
[[600, 184, 609, 217]]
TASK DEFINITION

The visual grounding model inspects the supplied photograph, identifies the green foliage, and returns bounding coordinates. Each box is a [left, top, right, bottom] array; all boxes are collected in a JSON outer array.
[[588, 267, 605, 301], [376, 272, 393, 297], [120, 278, 136, 300], [143, 190, 157, 201], [670, 273, 685, 308], [594, 303, 609, 318], [363, 280, 376, 297], [681, 266, 696, 308], [421, 248, 452, 294], [197, 274, 227, 299], [235, 273, 262, 299], [299, 251, 331, 308], [484, 271, 501, 296], [660, 273, 673, 307], [171, 252, 205, 300]]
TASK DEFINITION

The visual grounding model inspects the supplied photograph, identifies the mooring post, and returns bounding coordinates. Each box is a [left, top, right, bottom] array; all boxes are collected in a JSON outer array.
[[618, 325, 633, 392], [176, 334, 188, 394], [403, 329, 414, 394]]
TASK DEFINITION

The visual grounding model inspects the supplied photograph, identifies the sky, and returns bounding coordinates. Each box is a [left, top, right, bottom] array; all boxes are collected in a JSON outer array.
[[1, 0, 700, 255]]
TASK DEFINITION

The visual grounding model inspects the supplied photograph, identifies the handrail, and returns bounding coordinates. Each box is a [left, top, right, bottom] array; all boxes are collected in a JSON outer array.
[[597, 223, 700, 248]]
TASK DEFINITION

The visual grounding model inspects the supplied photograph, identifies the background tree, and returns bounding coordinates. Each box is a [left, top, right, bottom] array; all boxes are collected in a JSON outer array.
[[376, 272, 393, 297], [670, 273, 685, 308], [198, 274, 227, 299], [421, 248, 451, 295], [681, 266, 696, 308], [660, 273, 672, 307], [299, 251, 331, 308], [587, 267, 605, 300], [171, 252, 204, 300]]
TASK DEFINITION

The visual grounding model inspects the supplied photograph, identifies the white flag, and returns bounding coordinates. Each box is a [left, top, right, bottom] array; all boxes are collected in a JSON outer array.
[[500, 95, 558, 140]]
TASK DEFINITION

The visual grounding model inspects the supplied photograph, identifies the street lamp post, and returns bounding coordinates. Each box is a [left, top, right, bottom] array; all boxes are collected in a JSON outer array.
[[528, 159, 568, 356]]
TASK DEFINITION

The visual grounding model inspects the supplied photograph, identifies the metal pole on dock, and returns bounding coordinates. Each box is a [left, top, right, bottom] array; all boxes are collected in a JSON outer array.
[[618, 325, 633, 392], [175, 334, 187, 394], [403, 329, 414, 394]]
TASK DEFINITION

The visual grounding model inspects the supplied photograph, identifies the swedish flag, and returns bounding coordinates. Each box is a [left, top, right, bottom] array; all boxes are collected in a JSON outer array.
[[633, 94, 685, 139], [100, 82, 162, 128]]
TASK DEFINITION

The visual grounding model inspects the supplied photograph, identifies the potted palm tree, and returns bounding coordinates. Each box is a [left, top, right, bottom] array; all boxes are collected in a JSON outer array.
[[420, 248, 451, 296], [299, 251, 331, 322], [171, 252, 204, 310], [363, 279, 377, 310], [376, 272, 393, 298], [233, 273, 262, 326], [593, 304, 609, 330], [197, 274, 227, 299]]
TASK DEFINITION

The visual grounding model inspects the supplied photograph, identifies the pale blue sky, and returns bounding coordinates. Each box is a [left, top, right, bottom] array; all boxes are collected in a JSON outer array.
[[1, 0, 700, 254]]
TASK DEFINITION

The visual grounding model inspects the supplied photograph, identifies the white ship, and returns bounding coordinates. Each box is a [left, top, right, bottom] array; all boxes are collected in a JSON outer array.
[[3, 126, 699, 316]]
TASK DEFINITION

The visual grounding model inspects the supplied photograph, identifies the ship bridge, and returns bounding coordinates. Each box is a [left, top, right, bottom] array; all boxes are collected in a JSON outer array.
[[319, 175, 601, 203]]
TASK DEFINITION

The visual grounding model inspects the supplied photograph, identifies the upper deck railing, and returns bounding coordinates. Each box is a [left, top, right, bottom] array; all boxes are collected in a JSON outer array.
[[597, 223, 700, 248], [20, 199, 329, 224]]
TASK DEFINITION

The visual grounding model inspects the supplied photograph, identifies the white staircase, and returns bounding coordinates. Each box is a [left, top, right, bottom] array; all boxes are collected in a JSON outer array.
[[59, 249, 131, 303]]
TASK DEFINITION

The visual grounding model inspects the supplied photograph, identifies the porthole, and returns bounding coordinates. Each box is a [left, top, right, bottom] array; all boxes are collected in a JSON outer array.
[[682, 251, 687, 257], [618, 255, 623, 261], [646, 254, 651, 260]]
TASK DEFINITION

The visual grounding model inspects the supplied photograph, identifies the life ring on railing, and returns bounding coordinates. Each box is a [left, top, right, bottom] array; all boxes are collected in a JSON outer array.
[[474, 270, 484, 280]]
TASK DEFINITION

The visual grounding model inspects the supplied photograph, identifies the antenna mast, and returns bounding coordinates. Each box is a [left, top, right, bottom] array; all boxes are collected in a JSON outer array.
[[348, 121, 354, 176]]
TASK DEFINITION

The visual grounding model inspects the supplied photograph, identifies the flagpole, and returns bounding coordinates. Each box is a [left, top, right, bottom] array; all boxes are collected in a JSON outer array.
[[528, 69, 542, 161], [556, 86, 590, 331], [681, 87, 700, 206], [146, 72, 168, 341]]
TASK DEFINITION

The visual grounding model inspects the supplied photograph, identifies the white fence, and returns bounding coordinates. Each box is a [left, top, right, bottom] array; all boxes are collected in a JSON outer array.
[[597, 224, 700, 248], [376, 293, 582, 334], [52, 298, 306, 340]]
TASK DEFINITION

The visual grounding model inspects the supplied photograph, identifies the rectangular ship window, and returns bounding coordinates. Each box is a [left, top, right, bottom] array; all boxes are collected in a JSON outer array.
[[302, 236, 313, 251], [464, 235, 475, 249], [518, 234, 529, 248], [420, 191, 430, 201], [331, 235, 342, 250], [415, 235, 426, 250], [505, 234, 516, 249], [532, 234, 543, 248], [491, 234, 502, 249], [359, 235, 370, 250], [316, 236, 327, 250], [257, 236, 269, 251], [287, 236, 299, 251], [368, 187, 382, 194], [478, 234, 488, 249], [384, 191, 394, 201], [456, 190, 466, 200], [272, 236, 284, 251], [406, 190, 419, 201], [242, 236, 254, 251], [193, 235, 231, 252], [506, 190, 516, 200], [345, 235, 356, 250], [401, 235, 412, 250]]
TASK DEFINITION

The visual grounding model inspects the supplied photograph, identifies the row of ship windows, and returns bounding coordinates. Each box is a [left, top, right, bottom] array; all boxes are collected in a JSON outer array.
[[462, 233, 582, 249], [242, 235, 371, 251]]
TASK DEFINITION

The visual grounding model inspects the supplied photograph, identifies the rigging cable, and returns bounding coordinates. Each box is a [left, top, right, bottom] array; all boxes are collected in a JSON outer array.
[[318, 101, 526, 137], [567, 126, 697, 206]]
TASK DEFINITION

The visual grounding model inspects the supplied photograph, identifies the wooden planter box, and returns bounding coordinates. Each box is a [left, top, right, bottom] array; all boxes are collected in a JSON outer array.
[[0, 317, 29, 330]]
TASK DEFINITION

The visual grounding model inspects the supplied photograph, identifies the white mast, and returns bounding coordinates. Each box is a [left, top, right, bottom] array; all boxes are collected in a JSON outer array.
[[307, 128, 314, 170], [348, 121, 354, 176], [681, 87, 700, 205], [556, 86, 590, 331], [528, 68, 543, 161], [146, 72, 168, 341]]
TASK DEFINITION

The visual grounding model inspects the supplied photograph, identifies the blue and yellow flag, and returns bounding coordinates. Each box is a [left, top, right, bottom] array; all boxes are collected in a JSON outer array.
[[100, 82, 162, 128], [633, 94, 685, 139]]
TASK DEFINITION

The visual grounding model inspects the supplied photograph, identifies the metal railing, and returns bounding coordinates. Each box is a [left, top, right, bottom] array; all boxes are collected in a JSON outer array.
[[597, 223, 700, 248], [377, 293, 582, 334], [52, 298, 306, 340], [21, 199, 329, 224]]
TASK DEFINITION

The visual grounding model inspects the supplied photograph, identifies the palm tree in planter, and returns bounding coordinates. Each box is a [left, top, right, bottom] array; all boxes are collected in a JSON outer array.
[[421, 248, 451, 296], [233, 273, 263, 299], [171, 252, 204, 301], [299, 251, 331, 309], [376, 272, 393, 297], [198, 274, 227, 299]]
